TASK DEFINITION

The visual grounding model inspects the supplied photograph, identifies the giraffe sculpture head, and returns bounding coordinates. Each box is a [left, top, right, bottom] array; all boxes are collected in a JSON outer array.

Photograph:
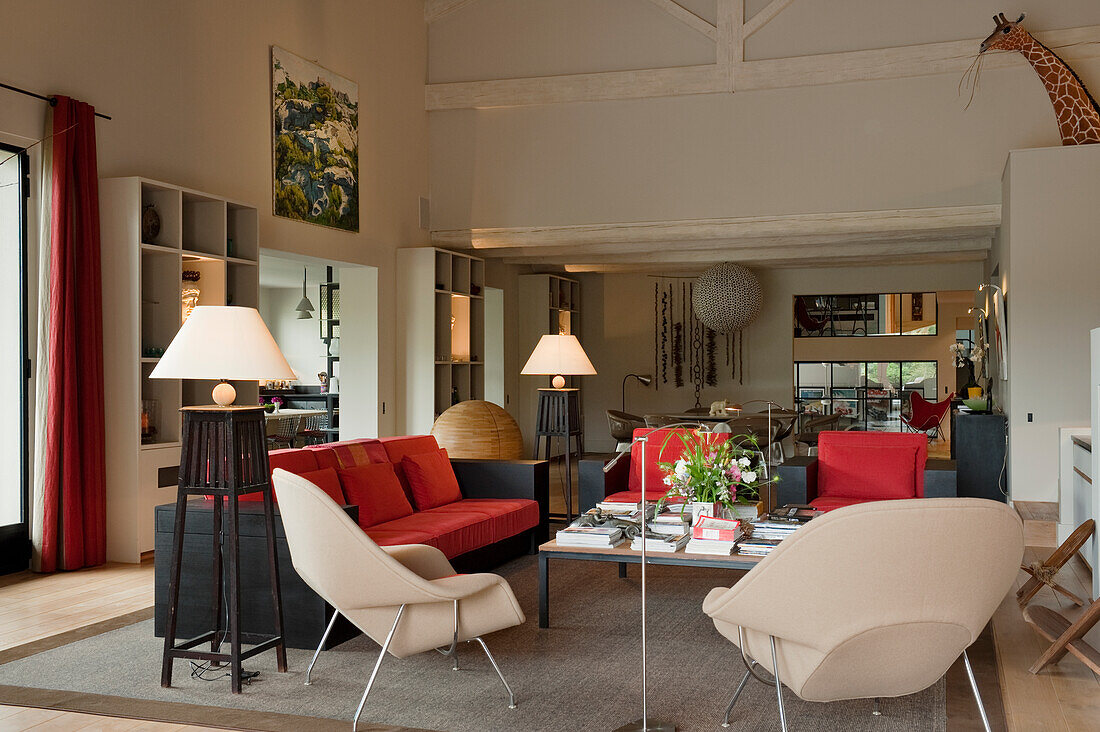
[[979, 13, 1028, 54]]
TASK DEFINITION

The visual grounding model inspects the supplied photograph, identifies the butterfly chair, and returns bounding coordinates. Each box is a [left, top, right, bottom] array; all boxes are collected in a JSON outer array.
[[271, 469, 525, 729], [703, 498, 1022, 731], [795, 296, 828, 336], [902, 391, 954, 441]]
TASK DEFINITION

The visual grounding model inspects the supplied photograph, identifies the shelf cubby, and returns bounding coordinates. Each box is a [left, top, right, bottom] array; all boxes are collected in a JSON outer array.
[[141, 248, 181, 354], [226, 203, 258, 261], [227, 261, 259, 308], [183, 256, 226, 313], [451, 255, 470, 295], [140, 182, 182, 249], [140, 361, 181, 445], [434, 250, 452, 292], [182, 193, 226, 256]]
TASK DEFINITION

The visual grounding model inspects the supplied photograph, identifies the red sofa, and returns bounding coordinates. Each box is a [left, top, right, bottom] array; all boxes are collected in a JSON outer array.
[[265, 434, 548, 562], [776, 430, 957, 511]]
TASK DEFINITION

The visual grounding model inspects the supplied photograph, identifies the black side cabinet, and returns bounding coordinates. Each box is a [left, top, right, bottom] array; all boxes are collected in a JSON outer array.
[[154, 500, 359, 651], [955, 413, 1008, 502]]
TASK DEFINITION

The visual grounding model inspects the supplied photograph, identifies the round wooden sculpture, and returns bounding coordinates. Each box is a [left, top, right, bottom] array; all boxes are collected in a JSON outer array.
[[431, 400, 524, 460]]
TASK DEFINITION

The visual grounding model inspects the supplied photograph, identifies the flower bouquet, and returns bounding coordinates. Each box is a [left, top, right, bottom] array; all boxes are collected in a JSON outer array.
[[656, 429, 771, 523]]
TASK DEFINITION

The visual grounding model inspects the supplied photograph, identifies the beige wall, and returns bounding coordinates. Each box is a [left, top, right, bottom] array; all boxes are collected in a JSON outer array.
[[999, 146, 1100, 503], [578, 264, 982, 452], [0, 0, 429, 435]]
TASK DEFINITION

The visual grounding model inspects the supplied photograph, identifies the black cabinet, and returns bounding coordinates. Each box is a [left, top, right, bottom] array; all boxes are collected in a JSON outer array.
[[955, 413, 1008, 502]]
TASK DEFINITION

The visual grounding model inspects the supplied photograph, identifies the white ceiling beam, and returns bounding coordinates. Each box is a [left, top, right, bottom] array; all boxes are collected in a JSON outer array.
[[644, 0, 716, 41], [425, 0, 480, 24], [501, 237, 991, 266], [563, 250, 988, 274], [478, 230, 996, 261], [716, 0, 741, 91], [742, 0, 797, 40], [738, 24, 1100, 91], [432, 205, 1001, 250], [425, 64, 725, 110]]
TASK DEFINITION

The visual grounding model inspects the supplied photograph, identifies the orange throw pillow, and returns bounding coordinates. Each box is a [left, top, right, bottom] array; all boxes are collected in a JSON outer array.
[[338, 463, 414, 528], [401, 448, 463, 510]]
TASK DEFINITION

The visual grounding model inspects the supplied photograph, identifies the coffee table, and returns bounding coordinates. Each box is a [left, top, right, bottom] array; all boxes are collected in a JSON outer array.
[[537, 539, 763, 628]]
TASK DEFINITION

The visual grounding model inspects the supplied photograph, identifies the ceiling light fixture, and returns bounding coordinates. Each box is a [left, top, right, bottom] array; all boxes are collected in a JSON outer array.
[[295, 267, 314, 319]]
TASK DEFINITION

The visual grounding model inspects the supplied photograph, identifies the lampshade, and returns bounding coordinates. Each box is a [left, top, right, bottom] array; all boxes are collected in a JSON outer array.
[[151, 306, 294, 405], [521, 334, 596, 388]]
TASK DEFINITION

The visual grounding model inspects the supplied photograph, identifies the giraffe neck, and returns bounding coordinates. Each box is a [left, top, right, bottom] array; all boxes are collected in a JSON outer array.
[[1018, 36, 1100, 116], [1015, 35, 1100, 144]]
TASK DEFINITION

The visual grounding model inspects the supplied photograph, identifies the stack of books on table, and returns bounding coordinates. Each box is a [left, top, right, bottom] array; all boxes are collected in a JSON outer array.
[[748, 518, 804, 542], [686, 515, 742, 555], [630, 532, 690, 553], [596, 501, 645, 515], [647, 507, 691, 536], [736, 537, 783, 556], [555, 525, 625, 548]]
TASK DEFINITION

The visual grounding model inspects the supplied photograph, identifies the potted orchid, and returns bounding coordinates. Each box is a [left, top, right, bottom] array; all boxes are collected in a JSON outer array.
[[656, 430, 771, 523]]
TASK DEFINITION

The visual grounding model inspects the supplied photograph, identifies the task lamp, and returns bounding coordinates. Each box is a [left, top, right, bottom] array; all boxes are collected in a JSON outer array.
[[150, 306, 295, 405], [622, 373, 653, 412]]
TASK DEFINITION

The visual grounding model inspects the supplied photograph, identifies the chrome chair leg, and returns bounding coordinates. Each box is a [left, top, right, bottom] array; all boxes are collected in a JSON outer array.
[[352, 604, 405, 731], [770, 635, 788, 732], [435, 600, 461, 671], [963, 650, 992, 732], [473, 636, 516, 709], [872, 697, 882, 716], [721, 668, 753, 727], [305, 610, 340, 685]]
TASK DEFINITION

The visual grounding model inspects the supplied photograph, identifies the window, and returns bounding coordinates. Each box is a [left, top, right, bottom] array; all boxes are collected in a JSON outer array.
[[794, 293, 938, 337], [0, 142, 29, 574], [794, 360, 938, 432]]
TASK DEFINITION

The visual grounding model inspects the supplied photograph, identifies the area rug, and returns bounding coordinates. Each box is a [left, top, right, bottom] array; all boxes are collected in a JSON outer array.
[[0, 555, 947, 731]]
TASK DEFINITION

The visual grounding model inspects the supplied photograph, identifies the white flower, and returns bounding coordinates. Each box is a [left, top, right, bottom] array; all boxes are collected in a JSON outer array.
[[674, 460, 688, 478], [738, 457, 751, 468], [741, 471, 757, 484], [663, 475, 674, 486]]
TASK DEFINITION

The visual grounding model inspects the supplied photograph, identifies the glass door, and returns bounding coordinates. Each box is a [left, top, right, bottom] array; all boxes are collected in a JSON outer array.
[[0, 143, 30, 574]]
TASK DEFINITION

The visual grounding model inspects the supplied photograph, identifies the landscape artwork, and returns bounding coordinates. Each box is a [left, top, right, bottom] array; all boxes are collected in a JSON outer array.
[[272, 46, 359, 232]]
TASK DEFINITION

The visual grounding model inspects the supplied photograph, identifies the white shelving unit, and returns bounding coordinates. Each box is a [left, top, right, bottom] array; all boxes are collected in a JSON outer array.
[[100, 177, 259, 562], [517, 274, 581, 457], [398, 247, 485, 435]]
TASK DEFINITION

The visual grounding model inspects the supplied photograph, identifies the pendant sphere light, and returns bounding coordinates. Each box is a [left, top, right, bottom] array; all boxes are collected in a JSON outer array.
[[691, 262, 762, 333]]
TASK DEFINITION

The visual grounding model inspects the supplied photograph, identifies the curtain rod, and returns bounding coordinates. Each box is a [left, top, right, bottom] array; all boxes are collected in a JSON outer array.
[[0, 81, 112, 120]]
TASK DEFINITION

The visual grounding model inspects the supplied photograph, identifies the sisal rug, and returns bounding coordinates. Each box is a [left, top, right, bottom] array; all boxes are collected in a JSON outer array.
[[0, 555, 946, 731]]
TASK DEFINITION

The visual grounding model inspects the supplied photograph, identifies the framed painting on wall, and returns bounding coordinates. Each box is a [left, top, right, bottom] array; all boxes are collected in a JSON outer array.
[[271, 46, 359, 232]]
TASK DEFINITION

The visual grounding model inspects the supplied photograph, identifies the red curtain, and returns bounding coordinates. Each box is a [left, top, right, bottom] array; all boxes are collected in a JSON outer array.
[[39, 97, 106, 571]]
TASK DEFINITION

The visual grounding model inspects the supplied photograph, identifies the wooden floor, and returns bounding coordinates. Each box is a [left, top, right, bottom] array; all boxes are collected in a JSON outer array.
[[1, 537, 1098, 730], [0, 562, 154, 653], [0, 704, 234, 731]]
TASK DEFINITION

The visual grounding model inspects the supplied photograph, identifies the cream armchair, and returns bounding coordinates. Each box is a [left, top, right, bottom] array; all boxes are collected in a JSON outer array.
[[703, 498, 1022, 731], [271, 469, 526, 729]]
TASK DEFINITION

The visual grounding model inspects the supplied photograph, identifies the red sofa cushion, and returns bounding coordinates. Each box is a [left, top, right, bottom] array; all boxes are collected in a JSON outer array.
[[367, 510, 494, 558], [604, 490, 677, 505], [308, 438, 387, 470], [402, 448, 463, 510], [428, 498, 539, 539], [364, 527, 437, 547], [817, 431, 927, 500], [627, 428, 731, 495], [809, 495, 880, 512], [338, 463, 414, 529], [268, 448, 320, 475], [380, 435, 441, 497], [298, 467, 346, 505]]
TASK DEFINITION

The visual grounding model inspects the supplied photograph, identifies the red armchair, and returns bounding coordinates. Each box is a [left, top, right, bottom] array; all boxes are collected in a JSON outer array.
[[902, 391, 954, 441], [775, 431, 957, 511]]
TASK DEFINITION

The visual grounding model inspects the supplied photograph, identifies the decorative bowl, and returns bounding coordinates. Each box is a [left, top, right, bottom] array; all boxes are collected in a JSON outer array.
[[962, 398, 989, 411]]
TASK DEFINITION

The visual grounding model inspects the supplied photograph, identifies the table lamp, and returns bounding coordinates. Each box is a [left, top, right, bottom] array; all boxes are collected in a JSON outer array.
[[520, 334, 596, 388], [150, 306, 295, 405]]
